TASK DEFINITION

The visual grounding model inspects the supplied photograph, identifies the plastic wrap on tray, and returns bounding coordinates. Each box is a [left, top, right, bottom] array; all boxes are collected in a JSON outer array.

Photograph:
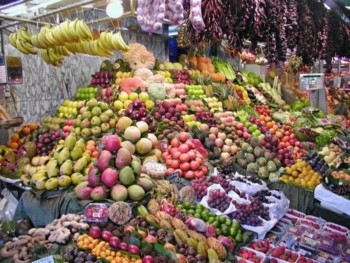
[[237, 247, 266, 263], [298, 219, 321, 230], [341, 244, 350, 262], [305, 215, 326, 227], [287, 209, 306, 219], [315, 250, 336, 263], [84, 203, 109, 223], [324, 222, 349, 234], [269, 245, 300, 262], [318, 237, 340, 256], [298, 237, 320, 254]]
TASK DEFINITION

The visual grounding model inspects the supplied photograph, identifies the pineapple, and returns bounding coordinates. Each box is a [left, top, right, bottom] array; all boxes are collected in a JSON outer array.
[[214, 83, 238, 110], [202, 74, 214, 97]]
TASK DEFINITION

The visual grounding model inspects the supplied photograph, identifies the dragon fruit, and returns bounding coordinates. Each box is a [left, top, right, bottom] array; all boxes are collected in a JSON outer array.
[[217, 236, 234, 253], [204, 225, 217, 238], [161, 201, 176, 216], [186, 217, 208, 232]]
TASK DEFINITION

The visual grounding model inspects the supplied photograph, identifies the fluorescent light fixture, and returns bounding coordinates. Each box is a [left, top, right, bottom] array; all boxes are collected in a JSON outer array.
[[324, 3, 331, 9], [346, 6, 350, 10], [106, 0, 124, 18], [2, 3, 27, 13], [29, 0, 62, 11], [82, 4, 94, 8]]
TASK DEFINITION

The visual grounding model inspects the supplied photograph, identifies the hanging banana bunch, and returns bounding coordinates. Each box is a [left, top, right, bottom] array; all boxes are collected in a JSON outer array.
[[9, 27, 38, 55]]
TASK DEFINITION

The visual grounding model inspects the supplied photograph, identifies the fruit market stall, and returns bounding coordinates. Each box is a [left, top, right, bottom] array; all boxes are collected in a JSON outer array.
[[1, 0, 350, 262]]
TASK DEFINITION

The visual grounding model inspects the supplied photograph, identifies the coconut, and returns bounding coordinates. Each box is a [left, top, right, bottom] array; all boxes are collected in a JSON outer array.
[[257, 157, 267, 167], [254, 146, 264, 158]]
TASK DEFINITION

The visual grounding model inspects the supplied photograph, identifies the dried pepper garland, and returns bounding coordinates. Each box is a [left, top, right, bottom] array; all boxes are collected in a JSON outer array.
[[250, 0, 267, 48], [276, 0, 287, 61], [221, 0, 238, 50], [296, 0, 316, 65], [286, 0, 299, 49], [201, 0, 224, 45]]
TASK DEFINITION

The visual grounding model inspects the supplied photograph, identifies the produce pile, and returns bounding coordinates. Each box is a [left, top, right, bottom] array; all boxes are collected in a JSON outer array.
[[1, 42, 350, 262]]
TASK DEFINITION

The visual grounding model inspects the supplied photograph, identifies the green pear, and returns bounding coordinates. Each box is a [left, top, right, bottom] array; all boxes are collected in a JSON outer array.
[[64, 133, 77, 150], [60, 159, 73, 176], [71, 172, 84, 185], [57, 147, 70, 164], [73, 157, 88, 172], [70, 146, 83, 161], [75, 139, 86, 150], [59, 175, 72, 187], [46, 159, 59, 178], [45, 177, 59, 190]]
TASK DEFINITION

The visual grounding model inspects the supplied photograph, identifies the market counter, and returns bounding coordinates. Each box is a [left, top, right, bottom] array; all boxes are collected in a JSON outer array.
[[13, 187, 84, 227]]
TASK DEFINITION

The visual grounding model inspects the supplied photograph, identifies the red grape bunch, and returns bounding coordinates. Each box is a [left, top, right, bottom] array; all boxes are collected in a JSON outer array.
[[190, 177, 212, 201], [207, 189, 232, 213]]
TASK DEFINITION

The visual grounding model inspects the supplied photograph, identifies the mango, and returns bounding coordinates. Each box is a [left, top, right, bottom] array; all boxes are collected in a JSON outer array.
[[97, 150, 113, 171], [119, 166, 135, 186], [60, 159, 73, 176], [115, 148, 131, 169], [64, 133, 76, 150]]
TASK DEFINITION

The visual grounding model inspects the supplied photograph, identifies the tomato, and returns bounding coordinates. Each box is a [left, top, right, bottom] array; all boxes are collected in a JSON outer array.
[[178, 132, 189, 142], [180, 162, 190, 171], [188, 150, 196, 160], [166, 159, 172, 166], [166, 168, 174, 175], [167, 147, 172, 154], [178, 144, 190, 153], [171, 148, 179, 156], [185, 140, 194, 149], [162, 152, 170, 160], [202, 165, 208, 175], [171, 138, 180, 148], [179, 153, 190, 163], [195, 157, 203, 165], [194, 170, 204, 179], [190, 161, 200, 171], [184, 170, 195, 179], [171, 160, 180, 169], [172, 150, 181, 160]]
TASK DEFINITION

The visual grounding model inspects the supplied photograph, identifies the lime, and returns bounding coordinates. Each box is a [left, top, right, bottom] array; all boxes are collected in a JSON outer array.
[[194, 213, 201, 218], [176, 204, 184, 210], [216, 229, 222, 236], [209, 212, 216, 218], [232, 221, 240, 228], [221, 225, 229, 236], [195, 209, 203, 214], [207, 217, 215, 224], [195, 204, 205, 210], [187, 209, 195, 215], [201, 211, 209, 221], [218, 215, 227, 224], [230, 226, 238, 237], [235, 233, 243, 243], [225, 218, 232, 226], [183, 202, 191, 209], [211, 221, 219, 228]]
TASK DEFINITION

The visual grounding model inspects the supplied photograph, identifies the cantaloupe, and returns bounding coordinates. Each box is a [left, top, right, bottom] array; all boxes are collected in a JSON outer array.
[[207, 64, 215, 73], [217, 72, 226, 83], [210, 73, 219, 83], [120, 77, 146, 93], [198, 63, 208, 71]]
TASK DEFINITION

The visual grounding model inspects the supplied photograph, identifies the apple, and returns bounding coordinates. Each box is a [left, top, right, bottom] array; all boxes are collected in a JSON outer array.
[[128, 92, 138, 101], [109, 119, 116, 128], [91, 116, 101, 126], [91, 126, 102, 135], [101, 123, 111, 132], [81, 128, 91, 137], [87, 98, 98, 108], [139, 92, 149, 101], [81, 111, 92, 120], [91, 106, 102, 116], [103, 109, 114, 118], [118, 91, 129, 102], [124, 100, 132, 108], [145, 100, 155, 110], [114, 100, 124, 110], [74, 127, 81, 135], [99, 113, 110, 123], [80, 118, 90, 128], [98, 102, 109, 111]]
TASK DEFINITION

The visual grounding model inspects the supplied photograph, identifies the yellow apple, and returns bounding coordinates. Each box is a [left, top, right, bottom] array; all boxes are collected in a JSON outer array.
[[128, 92, 139, 101], [118, 91, 129, 102], [113, 100, 124, 110], [145, 100, 155, 110]]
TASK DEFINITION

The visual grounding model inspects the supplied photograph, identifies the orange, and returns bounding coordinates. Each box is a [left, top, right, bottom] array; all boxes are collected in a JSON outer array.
[[22, 126, 31, 135], [266, 122, 273, 128], [28, 122, 38, 131], [6, 140, 12, 147], [259, 115, 265, 121], [18, 138, 25, 145], [9, 142, 19, 149], [10, 133, 20, 142], [265, 116, 272, 122], [275, 131, 283, 139]]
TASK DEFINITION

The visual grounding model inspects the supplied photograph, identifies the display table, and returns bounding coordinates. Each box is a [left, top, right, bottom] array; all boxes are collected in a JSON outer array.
[[13, 187, 84, 227]]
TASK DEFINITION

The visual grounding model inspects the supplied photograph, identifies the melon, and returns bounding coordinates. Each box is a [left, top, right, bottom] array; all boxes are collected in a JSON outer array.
[[120, 77, 145, 94]]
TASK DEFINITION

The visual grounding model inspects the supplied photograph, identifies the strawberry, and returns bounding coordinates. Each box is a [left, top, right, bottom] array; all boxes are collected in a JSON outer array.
[[270, 259, 278, 263], [271, 250, 279, 257], [288, 259, 294, 263], [264, 240, 270, 248], [278, 246, 285, 255], [242, 252, 249, 259], [239, 259, 246, 263], [291, 253, 299, 260], [280, 255, 287, 261]]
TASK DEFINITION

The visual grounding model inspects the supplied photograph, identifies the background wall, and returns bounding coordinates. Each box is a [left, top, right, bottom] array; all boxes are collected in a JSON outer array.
[[2, 18, 169, 128]]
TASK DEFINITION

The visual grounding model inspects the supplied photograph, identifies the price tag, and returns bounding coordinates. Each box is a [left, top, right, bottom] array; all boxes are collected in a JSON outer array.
[[316, 217, 324, 227], [168, 172, 180, 184], [318, 118, 331, 125], [334, 77, 342, 88], [299, 74, 324, 90], [32, 256, 55, 263]]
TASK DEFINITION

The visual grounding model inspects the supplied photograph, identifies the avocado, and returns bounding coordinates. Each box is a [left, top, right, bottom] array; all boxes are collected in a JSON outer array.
[[204, 138, 215, 151], [213, 147, 221, 159]]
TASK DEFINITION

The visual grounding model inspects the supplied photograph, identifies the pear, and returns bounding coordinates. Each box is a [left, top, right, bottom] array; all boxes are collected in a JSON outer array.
[[59, 175, 72, 187], [70, 146, 83, 161], [131, 160, 141, 175], [53, 145, 64, 160], [30, 170, 47, 185], [64, 133, 77, 150], [36, 177, 47, 190], [71, 172, 84, 185], [75, 138, 86, 150], [46, 159, 59, 178], [57, 147, 70, 164], [60, 159, 73, 176], [73, 156, 88, 173], [45, 177, 59, 190]]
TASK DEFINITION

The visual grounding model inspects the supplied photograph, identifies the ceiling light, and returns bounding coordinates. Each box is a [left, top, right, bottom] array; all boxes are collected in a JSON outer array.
[[346, 6, 350, 10], [2, 3, 27, 14], [324, 3, 331, 9], [106, 0, 124, 18], [82, 4, 94, 8], [29, 0, 62, 11]]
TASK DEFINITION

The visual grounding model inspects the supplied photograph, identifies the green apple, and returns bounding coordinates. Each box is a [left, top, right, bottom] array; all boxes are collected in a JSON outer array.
[[91, 106, 102, 116], [118, 91, 129, 102], [81, 111, 92, 120], [145, 100, 155, 110], [91, 116, 101, 126], [139, 92, 149, 102], [86, 98, 98, 108], [114, 100, 124, 110], [104, 109, 115, 118], [98, 102, 109, 111], [71, 173, 84, 185], [74, 127, 81, 135], [101, 123, 111, 132], [99, 113, 110, 123], [128, 92, 138, 101], [91, 126, 102, 135], [63, 100, 70, 107]]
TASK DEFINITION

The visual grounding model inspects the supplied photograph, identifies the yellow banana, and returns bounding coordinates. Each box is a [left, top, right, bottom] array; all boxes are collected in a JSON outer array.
[[40, 49, 52, 64], [68, 18, 79, 42], [76, 19, 88, 41], [97, 40, 113, 57], [75, 42, 85, 54], [30, 34, 42, 48], [115, 32, 130, 51], [21, 41, 38, 54], [51, 26, 66, 46], [105, 31, 115, 50], [80, 20, 93, 40], [18, 27, 32, 42], [98, 31, 110, 50], [48, 48, 62, 62], [59, 46, 70, 56], [45, 29, 58, 47], [85, 42, 94, 55], [58, 21, 73, 43], [54, 60, 63, 67], [111, 32, 123, 51], [62, 19, 75, 42], [9, 33, 17, 48], [15, 39, 29, 54], [38, 27, 52, 49], [64, 43, 76, 54]]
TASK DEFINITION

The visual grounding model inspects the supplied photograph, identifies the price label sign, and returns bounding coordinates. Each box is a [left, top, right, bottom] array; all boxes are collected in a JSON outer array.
[[299, 74, 324, 90], [333, 77, 342, 88], [168, 172, 180, 184], [32, 256, 55, 263]]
